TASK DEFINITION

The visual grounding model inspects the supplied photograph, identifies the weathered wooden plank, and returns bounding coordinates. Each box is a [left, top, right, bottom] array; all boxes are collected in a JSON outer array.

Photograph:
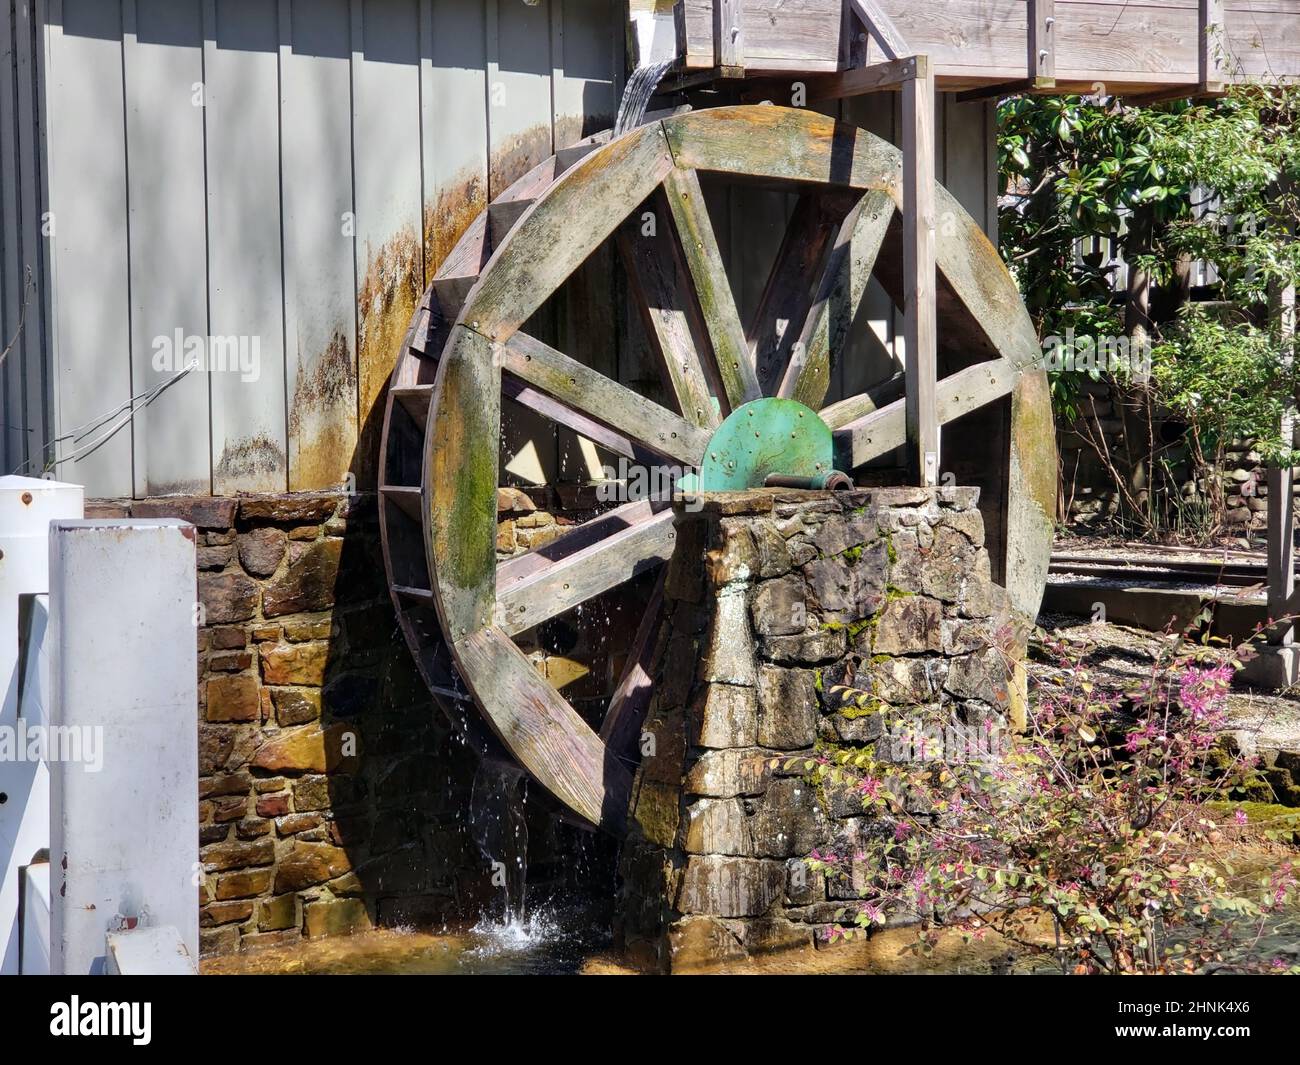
[[834, 93, 901, 407], [903, 58, 938, 486], [676, 0, 845, 72], [714, 0, 745, 67], [835, 357, 1020, 468], [818, 371, 906, 429], [662, 166, 761, 411], [497, 498, 668, 582], [781, 189, 895, 408], [121, 0, 211, 497], [205, 0, 287, 494], [1201, 0, 1226, 90], [617, 194, 720, 431], [749, 192, 844, 395], [45, 0, 134, 494], [499, 331, 711, 467], [428, 325, 502, 640], [281, 0, 358, 491], [741, 55, 922, 105], [1031, 0, 1056, 80], [352, 0, 423, 491], [496, 505, 676, 636], [464, 121, 675, 341], [849, 0, 913, 59], [453, 625, 632, 832], [600, 569, 666, 758], [504, 378, 660, 464]]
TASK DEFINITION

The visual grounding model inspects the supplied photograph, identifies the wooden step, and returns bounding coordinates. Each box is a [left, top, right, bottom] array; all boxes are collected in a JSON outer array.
[[431, 212, 490, 319], [488, 197, 536, 250], [390, 384, 432, 428], [393, 584, 436, 607], [380, 483, 423, 523]]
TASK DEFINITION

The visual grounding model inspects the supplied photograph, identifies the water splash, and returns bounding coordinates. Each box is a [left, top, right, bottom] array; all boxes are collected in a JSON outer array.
[[468, 761, 530, 924], [613, 58, 675, 137]]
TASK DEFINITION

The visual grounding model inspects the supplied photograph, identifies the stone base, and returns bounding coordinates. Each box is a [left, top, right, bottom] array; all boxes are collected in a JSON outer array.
[[616, 487, 1029, 973]]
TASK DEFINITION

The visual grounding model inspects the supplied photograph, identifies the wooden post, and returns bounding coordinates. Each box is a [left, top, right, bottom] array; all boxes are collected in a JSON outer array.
[[1030, 0, 1056, 82], [1200, 0, 1226, 93], [714, 0, 744, 71], [1267, 274, 1296, 647], [903, 55, 938, 486]]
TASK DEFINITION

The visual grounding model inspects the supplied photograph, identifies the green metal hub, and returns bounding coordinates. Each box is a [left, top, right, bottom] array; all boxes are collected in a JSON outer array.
[[686, 398, 843, 491]]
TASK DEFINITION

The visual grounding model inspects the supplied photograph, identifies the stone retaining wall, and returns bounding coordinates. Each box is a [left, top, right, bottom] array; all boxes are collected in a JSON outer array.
[[616, 487, 1025, 972]]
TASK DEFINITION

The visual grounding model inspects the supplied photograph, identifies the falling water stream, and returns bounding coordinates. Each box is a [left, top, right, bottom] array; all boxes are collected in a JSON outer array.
[[613, 58, 675, 136]]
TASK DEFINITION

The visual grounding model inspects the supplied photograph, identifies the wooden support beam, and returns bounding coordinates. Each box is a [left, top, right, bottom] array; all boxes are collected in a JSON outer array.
[[740, 56, 920, 106], [1200, 0, 1227, 94], [1030, 0, 1056, 82], [714, 0, 744, 69], [847, 0, 910, 61], [663, 166, 762, 412], [902, 55, 939, 486], [499, 331, 712, 469], [1267, 272, 1296, 644]]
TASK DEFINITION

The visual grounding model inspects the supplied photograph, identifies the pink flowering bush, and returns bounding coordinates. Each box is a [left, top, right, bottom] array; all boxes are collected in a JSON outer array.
[[802, 627, 1299, 974]]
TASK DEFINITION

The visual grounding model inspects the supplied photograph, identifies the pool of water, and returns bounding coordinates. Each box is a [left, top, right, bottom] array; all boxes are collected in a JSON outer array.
[[202, 905, 626, 976]]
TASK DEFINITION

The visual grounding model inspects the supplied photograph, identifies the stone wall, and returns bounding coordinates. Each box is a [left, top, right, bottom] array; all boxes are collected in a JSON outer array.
[[1060, 380, 1276, 536], [616, 487, 1025, 973], [86, 490, 610, 957]]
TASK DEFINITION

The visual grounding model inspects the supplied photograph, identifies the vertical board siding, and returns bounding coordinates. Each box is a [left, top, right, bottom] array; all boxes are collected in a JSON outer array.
[[352, 0, 422, 489], [124, 0, 211, 496], [45, 0, 134, 496], [423, 0, 488, 268], [281, 0, 356, 490], [205, 0, 287, 494], [31, 2, 1003, 499]]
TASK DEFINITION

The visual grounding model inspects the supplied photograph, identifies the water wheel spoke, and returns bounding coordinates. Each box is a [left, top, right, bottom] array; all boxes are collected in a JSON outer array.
[[835, 360, 1020, 469], [662, 167, 761, 411], [499, 331, 711, 468], [599, 570, 666, 762], [455, 626, 632, 833], [819, 371, 906, 430], [781, 190, 897, 409], [750, 190, 853, 395], [503, 377, 659, 465], [495, 502, 677, 637], [617, 191, 721, 432]]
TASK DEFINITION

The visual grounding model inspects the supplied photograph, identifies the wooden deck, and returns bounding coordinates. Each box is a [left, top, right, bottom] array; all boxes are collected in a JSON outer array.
[[632, 0, 1300, 95]]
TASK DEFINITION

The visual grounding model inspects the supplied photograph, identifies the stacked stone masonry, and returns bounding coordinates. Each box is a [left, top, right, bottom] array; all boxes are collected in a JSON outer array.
[[617, 487, 1027, 973]]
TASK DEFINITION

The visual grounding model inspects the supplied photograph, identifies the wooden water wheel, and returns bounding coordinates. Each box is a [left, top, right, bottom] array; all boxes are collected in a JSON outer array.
[[379, 105, 1055, 835]]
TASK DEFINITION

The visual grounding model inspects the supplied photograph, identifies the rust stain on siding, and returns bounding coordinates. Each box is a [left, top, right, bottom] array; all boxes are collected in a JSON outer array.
[[355, 228, 423, 489], [425, 169, 488, 270], [290, 327, 359, 491], [488, 122, 554, 200], [216, 433, 289, 491]]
